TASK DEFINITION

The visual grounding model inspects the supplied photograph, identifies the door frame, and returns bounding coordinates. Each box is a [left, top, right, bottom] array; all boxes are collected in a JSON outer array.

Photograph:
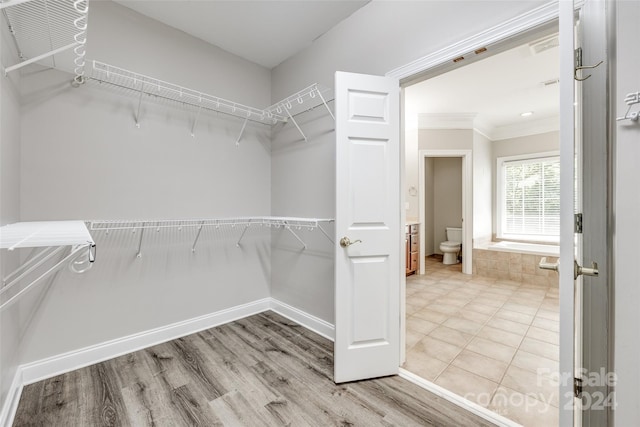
[[385, 2, 572, 425], [418, 150, 472, 275]]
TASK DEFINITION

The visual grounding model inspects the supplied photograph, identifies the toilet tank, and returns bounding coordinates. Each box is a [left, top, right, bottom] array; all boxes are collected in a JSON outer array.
[[446, 227, 463, 243]]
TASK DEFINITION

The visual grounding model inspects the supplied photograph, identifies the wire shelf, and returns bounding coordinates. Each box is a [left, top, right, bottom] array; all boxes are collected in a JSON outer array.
[[267, 83, 334, 119], [0, 220, 94, 250], [1, 0, 88, 79], [88, 216, 334, 232], [89, 60, 287, 125]]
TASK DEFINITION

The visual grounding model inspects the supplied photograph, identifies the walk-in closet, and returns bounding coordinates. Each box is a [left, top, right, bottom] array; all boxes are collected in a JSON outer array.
[[2, 0, 637, 426]]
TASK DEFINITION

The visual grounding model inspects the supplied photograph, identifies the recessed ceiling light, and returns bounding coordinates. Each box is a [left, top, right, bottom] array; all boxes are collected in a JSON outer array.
[[520, 111, 534, 117]]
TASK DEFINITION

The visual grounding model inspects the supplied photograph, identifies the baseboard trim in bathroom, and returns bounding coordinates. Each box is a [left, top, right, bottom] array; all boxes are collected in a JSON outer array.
[[398, 368, 521, 427]]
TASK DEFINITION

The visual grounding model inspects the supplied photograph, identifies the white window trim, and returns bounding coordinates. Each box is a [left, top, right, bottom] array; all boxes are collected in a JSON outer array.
[[496, 151, 561, 243]]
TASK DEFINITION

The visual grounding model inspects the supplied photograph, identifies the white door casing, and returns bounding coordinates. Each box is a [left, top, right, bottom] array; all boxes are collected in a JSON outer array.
[[334, 71, 400, 383], [559, 0, 577, 424]]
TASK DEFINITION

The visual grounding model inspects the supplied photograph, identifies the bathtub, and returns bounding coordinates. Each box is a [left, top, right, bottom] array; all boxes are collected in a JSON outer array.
[[486, 241, 559, 257]]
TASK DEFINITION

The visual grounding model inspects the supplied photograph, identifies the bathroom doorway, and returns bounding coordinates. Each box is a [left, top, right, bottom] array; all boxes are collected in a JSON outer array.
[[401, 29, 562, 426], [418, 151, 472, 275]]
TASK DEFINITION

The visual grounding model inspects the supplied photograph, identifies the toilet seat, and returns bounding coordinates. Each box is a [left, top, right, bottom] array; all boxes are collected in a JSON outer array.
[[440, 241, 461, 248]]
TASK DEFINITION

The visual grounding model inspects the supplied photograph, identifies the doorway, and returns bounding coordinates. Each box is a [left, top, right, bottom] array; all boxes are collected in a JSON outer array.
[[418, 151, 472, 275], [401, 29, 562, 427]]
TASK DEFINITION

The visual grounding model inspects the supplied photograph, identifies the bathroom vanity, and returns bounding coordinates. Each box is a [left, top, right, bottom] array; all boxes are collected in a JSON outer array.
[[405, 222, 420, 276]]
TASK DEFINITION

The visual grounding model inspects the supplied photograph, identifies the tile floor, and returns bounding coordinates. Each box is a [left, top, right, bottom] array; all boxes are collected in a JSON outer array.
[[404, 255, 560, 427]]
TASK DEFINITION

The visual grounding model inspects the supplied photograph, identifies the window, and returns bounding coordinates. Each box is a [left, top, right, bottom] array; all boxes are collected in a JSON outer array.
[[497, 153, 560, 242]]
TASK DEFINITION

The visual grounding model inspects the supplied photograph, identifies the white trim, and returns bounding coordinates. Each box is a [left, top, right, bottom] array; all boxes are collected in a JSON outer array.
[[398, 369, 521, 427], [20, 298, 271, 385], [495, 151, 561, 242], [386, 1, 559, 80], [269, 298, 335, 342], [0, 368, 23, 427], [418, 149, 473, 275]]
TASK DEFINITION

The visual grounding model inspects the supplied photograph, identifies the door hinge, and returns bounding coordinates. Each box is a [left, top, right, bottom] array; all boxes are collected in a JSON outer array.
[[575, 213, 583, 234], [575, 47, 583, 69], [574, 377, 583, 397]]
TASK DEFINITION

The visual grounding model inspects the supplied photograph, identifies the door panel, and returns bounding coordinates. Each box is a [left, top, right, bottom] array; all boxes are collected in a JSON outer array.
[[335, 71, 400, 383]]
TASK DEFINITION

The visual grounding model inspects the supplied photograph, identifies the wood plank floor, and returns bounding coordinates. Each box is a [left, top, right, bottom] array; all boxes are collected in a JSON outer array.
[[13, 312, 494, 426]]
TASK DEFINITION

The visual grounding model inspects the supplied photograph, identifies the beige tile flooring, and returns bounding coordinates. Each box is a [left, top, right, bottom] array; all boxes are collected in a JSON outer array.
[[404, 256, 560, 427]]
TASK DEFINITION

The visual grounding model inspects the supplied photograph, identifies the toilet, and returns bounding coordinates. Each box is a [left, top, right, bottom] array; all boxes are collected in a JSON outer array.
[[440, 227, 462, 265]]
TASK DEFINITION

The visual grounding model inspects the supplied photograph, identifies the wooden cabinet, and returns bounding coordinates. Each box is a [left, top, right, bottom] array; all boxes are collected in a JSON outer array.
[[405, 224, 419, 276]]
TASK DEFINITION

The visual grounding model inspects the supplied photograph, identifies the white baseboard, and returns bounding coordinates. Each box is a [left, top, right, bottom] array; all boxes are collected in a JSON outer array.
[[0, 368, 23, 427], [269, 298, 335, 342], [398, 368, 521, 427], [20, 298, 271, 386]]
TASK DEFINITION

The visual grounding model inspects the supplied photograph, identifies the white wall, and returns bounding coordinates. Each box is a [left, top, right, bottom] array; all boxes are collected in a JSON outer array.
[[491, 130, 559, 238], [18, 1, 273, 363], [614, 1, 640, 424], [432, 158, 463, 253], [473, 131, 492, 243], [424, 157, 435, 255]]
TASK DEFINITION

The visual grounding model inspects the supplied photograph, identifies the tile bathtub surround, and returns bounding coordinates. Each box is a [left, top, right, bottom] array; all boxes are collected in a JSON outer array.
[[405, 256, 560, 426], [472, 249, 559, 287]]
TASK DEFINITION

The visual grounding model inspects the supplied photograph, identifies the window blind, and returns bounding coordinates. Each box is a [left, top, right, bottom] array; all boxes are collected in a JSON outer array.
[[502, 156, 560, 238]]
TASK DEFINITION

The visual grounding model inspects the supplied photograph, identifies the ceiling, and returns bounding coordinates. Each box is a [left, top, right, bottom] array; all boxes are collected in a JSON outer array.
[[405, 35, 560, 141], [113, 0, 369, 69]]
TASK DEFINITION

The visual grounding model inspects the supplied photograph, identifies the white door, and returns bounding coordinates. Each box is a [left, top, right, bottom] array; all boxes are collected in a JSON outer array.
[[559, 0, 610, 425], [334, 71, 400, 383]]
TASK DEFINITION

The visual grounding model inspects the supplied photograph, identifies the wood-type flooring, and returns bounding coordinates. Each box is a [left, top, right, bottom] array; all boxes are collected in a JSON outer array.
[[14, 312, 493, 426]]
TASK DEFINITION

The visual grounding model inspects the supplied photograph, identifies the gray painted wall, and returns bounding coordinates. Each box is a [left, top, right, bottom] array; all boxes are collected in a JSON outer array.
[[270, 106, 336, 322], [614, 1, 640, 424], [271, 1, 549, 99], [0, 16, 23, 415], [18, 1, 273, 363], [432, 158, 463, 253]]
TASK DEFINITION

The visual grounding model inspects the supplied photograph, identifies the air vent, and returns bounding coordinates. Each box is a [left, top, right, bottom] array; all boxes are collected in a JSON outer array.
[[529, 35, 559, 55], [542, 78, 560, 87]]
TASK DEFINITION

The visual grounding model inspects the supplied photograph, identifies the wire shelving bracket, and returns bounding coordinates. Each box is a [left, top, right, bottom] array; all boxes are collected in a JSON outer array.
[[0, 220, 96, 311], [266, 84, 335, 142]]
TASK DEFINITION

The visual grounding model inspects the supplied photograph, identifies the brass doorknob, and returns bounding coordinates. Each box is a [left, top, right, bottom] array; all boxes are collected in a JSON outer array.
[[340, 237, 362, 248]]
